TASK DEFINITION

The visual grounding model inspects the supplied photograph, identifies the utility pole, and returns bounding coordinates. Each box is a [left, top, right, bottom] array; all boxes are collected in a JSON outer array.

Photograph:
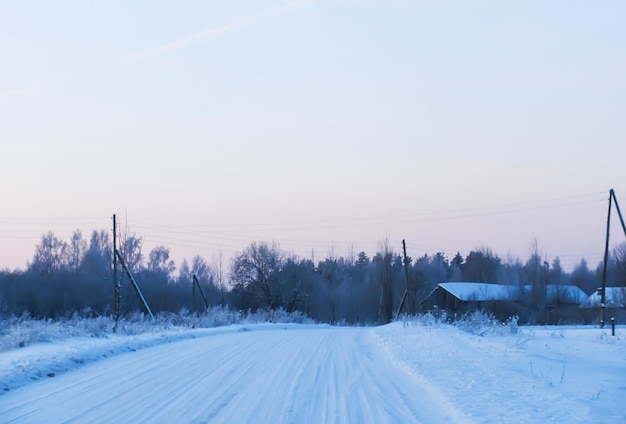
[[402, 240, 412, 315], [600, 189, 626, 328], [600, 193, 612, 328], [193, 274, 210, 311], [116, 250, 155, 319], [396, 239, 412, 317], [113, 214, 121, 331], [111, 213, 154, 323]]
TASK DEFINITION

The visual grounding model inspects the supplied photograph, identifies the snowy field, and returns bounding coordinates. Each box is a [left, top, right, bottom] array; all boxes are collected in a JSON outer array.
[[0, 316, 624, 423]]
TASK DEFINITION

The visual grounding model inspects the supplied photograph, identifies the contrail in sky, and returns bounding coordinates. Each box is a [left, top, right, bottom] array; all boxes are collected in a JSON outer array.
[[112, 0, 316, 65], [0, 0, 316, 98]]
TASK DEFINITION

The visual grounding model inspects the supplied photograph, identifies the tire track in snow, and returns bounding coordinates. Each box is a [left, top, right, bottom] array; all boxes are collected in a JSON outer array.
[[349, 331, 444, 423], [367, 330, 473, 424], [0, 325, 464, 423]]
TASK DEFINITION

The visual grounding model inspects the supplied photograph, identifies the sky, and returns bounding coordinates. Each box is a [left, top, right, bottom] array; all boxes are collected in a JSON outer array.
[[1, 0, 625, 272]]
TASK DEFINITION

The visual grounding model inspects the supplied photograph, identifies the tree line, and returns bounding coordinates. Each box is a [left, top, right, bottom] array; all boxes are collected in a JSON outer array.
[[1, 229, 625, 324]]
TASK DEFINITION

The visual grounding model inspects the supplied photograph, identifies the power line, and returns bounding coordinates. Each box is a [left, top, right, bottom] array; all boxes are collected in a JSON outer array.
[[0, 190, 616, 269], [127, 194, 604, 234]]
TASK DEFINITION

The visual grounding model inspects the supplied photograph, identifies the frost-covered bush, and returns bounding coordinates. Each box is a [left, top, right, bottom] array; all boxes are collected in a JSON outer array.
[[454, 310, 518, 336], [397, 310, 518, 335], [244, 308, 315, 325], [397, 311, 449, 328], [0, 307, 317, 352], [0, 312, 114, 351]]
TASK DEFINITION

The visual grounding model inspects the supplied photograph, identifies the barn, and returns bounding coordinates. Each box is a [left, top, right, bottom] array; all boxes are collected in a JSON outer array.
[[582, 286, 626, 320], [582, 287, 626, 308], [420, 282, 518, 319], [421, 282, 590, 323]]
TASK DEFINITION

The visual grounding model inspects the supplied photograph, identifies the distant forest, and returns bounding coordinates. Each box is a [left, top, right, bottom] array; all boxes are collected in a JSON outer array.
[[1, 229, 625, 324]]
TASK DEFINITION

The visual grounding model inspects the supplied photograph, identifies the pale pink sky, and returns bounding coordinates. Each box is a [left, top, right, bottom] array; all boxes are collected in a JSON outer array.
[[1, 1, 625, 272]]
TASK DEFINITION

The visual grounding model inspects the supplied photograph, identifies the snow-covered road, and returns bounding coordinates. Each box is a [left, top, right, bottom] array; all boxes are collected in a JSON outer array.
[[1, 321, 624, 423], [0, 325, 463, 423]]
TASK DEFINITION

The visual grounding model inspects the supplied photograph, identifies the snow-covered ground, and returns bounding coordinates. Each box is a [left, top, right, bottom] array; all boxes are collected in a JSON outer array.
[[0, 318, 624, 423]]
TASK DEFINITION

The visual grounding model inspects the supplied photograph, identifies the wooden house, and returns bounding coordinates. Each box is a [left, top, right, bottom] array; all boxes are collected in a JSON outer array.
[[421, 282, 589, 322]]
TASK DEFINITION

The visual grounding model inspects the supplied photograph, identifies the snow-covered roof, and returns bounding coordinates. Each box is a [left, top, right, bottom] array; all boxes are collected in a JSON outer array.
[[437, 282, 517, 302], [543, 285, 588, 304], [581, 287, 626, 308], [434, 282, 589, 304]]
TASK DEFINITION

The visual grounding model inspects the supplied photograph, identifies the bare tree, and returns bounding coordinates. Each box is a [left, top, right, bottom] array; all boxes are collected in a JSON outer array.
[[119, 233, 144, 273], [611, 242, 626, 286], [212, 250, 227, 306], [231, 241, 285, 309], [318, 256, 340, 323], [80, 230, 112, 279], [462, 246, 502, 283], [67, 230, 87, 275], [147, 245, 176, 280], [191, 255, 211, 284], [29, 232, 68, 276], [374, 237, 394, 324], [525, 239, 545, 308], [177, 259, 191, 285]]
